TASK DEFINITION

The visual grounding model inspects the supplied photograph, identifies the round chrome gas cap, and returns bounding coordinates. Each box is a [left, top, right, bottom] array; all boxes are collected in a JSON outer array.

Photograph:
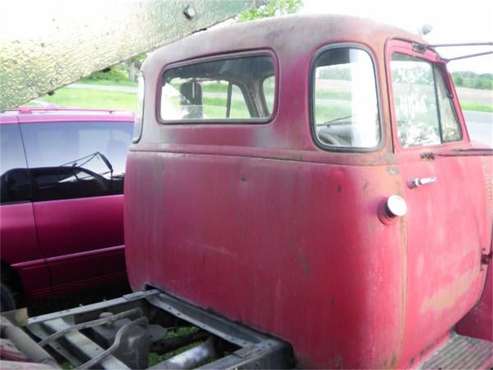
[[385, 195, 408, 217]]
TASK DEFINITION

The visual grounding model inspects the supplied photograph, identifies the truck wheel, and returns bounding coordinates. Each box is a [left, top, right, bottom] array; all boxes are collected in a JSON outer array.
[[0, 283, 16, 312]]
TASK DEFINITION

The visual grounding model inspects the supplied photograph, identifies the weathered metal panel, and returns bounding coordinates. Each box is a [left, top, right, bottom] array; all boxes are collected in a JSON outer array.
[[0, 0, 260, 111], [125, 15, 492, 368]]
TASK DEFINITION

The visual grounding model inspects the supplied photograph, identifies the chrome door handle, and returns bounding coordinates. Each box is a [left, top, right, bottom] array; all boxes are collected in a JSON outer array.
[[409, 176, 437, 188]]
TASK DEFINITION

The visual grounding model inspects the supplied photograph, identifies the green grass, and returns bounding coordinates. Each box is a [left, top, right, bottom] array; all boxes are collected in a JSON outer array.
[[201, 82, 227, 93], [34, 87, 137, 111], [165, 94, 251, 119], [61, 361, 73, 370], [78, 79, 137, 87], [31, 85, 492, 115], [148, 327, 200, 367], [460, 101, 493, 113], [59, 326, 202, 369], [316, 90, 351, 100], [314, 104, 351, 124], [205, 83, 352, 101], [203, 97, 250, 118]]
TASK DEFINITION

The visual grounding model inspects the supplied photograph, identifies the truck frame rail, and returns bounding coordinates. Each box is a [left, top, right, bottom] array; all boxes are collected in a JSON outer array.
[[1, 290, 293, 369]]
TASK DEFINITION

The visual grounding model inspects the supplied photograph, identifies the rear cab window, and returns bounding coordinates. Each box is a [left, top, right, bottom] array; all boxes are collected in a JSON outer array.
[[390, 53, 462, 147], [159, 53, 276, 123]]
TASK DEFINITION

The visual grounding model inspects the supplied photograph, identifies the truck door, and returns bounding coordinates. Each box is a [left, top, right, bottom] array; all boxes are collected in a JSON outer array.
[[387, 40, 491, 362], [0, 122, 50, 302]]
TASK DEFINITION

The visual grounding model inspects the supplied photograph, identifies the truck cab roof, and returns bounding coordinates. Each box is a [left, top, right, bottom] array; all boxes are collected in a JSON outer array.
[[143, 14, 425, 75]]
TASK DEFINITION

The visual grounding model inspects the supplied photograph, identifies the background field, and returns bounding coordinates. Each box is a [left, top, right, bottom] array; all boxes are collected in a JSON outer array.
[[30, 79, 492, 114], [28, 79, 492, 146]]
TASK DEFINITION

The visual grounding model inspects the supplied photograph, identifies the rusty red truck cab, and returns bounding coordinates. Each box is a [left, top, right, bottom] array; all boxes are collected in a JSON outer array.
[[125, 15, 493, 368]]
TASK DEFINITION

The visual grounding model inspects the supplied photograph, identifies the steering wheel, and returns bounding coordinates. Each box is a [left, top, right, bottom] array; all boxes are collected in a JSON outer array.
[[318, 131, 345, 145], [74, 167, 110, 192]]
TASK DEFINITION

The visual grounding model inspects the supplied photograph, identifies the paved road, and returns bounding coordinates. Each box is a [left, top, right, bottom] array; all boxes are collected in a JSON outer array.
[[464, 111, 493, 147]]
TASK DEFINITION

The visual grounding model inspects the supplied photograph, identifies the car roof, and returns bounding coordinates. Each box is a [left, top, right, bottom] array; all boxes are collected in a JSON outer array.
[[0, 106, 134, 124]]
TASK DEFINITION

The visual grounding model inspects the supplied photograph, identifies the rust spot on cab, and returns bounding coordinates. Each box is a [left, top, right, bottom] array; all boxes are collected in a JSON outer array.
[[386, 167, 400, 176], [421, 269, 478, 312]]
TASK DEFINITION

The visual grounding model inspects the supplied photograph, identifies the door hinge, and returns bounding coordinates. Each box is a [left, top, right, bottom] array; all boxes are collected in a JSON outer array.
[[481, 251, 492, 266]]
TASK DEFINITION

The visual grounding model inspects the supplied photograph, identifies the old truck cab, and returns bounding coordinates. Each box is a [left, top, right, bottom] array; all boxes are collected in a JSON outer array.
[[125, 15, 493, 369]]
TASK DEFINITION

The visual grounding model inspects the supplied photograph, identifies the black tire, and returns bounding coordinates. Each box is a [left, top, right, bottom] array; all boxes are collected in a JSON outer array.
[[0, 283, 16, 312]]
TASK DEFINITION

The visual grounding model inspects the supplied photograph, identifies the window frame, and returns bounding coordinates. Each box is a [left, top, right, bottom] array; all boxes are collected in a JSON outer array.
[[132, 72, 145, 143], [261, 75, 276, 116], [156, 50, 278, 125], [433, 65, 463, 143], [309, 43, 384, 153]]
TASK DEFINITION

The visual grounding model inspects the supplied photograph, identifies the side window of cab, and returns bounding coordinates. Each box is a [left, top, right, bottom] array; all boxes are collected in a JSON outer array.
[[312, 46, 381, 149], [390, 54, 462, 147]]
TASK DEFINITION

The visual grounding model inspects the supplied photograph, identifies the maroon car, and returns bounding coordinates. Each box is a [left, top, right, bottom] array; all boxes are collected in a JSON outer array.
[[0, 107, 133, 310]]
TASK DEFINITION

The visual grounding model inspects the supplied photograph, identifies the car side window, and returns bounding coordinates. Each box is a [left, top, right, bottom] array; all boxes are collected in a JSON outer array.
[[20, 122, 133, 202], [312, 47, 380, 149], [0, 124, 31, 204], [391, 54, 462, 147]]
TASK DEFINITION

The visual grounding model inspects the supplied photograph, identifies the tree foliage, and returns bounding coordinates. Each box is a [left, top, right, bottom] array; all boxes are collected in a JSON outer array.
[[239, 0, 303, 21], [86, 1, 303, 83], [84, 65, 128, 82], [452, 71, 493, 90]]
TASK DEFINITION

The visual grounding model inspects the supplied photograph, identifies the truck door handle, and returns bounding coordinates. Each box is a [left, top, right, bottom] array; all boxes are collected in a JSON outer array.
[[409, 176, 437, 188]]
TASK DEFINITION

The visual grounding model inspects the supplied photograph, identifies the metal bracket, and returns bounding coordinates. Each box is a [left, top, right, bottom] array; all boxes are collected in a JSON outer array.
[[409, 176, 437, 189], [481, 251, 492, 266]]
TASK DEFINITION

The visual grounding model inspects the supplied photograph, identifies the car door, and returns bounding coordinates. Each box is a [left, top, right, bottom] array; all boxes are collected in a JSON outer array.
[[0, 121, 50, 299], [19, 119, 133, 295], [387, 40, 491, 362]]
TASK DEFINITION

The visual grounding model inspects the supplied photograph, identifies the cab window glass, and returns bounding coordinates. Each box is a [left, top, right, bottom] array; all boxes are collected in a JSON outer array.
[[313, 47, 380, 148], [189, 81, 250, 119], [160, 55, 275, 122], [391, 54, 462, 147], [0, 124, 31, 204], [21, 122, 133, 201]]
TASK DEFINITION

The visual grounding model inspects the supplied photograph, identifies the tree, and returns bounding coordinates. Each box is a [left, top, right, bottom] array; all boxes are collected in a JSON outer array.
[[85, 1, 303, 84], [124, 54, 146, 82], [239, 0, 303, 21], [452, 71, 493, 90], [453, 75, 464, 87]]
